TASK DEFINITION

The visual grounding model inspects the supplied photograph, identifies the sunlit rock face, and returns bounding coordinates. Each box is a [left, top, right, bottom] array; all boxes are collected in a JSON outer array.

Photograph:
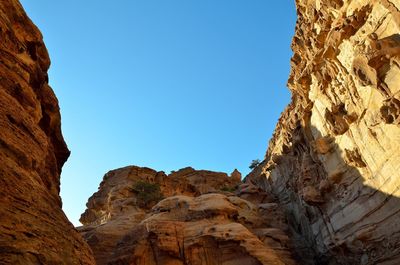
[[79, 166, 296, 265], [0, 1, 95, 264], [247, 1, 400, 264]]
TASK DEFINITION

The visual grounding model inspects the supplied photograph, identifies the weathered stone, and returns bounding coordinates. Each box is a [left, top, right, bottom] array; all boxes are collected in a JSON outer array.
[[302, 186, 324, 204], [5, 0, 400, 264], [230, 168, 242, 182], [313, 136, 335, 154], [247, 1, 400, 264], [0, 1, 95, 264], [79, 166, 295, 265]]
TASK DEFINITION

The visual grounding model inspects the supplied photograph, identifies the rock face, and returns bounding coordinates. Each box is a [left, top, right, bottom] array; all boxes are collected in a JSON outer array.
[[5, 0, 399, 264], [247, 1, 400, 264], [0, 1, 95, 264], [79, 166, 296, 265]]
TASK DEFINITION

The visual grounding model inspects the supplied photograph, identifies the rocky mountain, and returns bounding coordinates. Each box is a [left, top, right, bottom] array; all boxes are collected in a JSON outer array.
[[1, 0, 400, 264], [0, 0, 95, 264], [78, 166, 295, 265]]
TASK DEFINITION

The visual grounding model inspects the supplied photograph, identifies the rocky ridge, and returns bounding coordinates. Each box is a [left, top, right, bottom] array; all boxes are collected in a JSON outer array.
[[0, 0, 95, 264], [79, 166, 296, 265]]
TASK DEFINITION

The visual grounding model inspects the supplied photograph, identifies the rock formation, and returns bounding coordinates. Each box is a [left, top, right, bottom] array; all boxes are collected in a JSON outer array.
[[79, 166, 296, 265], [0, 1, 95, 264], [247, 0, 400, 264], [2, 0, 400, 264]]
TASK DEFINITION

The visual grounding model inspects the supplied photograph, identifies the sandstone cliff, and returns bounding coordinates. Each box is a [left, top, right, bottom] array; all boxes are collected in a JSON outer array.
[[0, 1, 95, 264], [3, 0, 400, 264], [247, 0, 400, 264], [79, 166, 296, 265]]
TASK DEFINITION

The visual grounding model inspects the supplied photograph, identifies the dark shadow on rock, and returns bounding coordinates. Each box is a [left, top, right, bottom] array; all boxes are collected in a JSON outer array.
[[247, 122, 400, 265]]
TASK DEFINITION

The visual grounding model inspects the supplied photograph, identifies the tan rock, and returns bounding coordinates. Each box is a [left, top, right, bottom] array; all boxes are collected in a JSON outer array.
[[247, 0, 400, 264], [230, 168, 242, 182], [108, 194, 295, 265], [313, 136, 335, 154], [302, 186, 324, 204], [79, 166, 295, 265], [6, 0, 400, 264]]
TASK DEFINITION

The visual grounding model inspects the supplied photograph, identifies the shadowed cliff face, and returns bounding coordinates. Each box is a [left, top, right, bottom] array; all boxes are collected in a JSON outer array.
[[247, 1, 400, 264], [0, 1, 95, 264], [248, 123, 400, 265]]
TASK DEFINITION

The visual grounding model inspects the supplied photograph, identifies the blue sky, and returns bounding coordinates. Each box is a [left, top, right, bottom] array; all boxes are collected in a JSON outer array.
[[20, 1, 296, 225]]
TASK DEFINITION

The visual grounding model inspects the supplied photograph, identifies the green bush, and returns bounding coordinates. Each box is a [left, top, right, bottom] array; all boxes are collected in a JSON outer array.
[[249, 159, 261, 169], [132, 181, 163, 208], [220, 186, 237, 193]]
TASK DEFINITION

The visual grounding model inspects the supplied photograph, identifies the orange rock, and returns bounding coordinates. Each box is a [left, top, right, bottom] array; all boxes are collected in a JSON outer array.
[[230, 169, 242, 181], [0, 1, 94, 264], [79, 166, 295, 265]]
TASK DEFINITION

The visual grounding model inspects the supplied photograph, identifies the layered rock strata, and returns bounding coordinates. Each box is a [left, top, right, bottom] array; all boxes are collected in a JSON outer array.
[[247, 1, 400, 264], [4, 0, 400, 264], [79, 166, 296, 265], [0, 1, 95, 264]]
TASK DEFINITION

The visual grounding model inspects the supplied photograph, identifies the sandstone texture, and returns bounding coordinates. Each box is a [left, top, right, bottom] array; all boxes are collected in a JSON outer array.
[[0, 1, 95, 264], [247, 0, 400, 264], [79, 166, 296, 265], [3, 0, 400, 264]]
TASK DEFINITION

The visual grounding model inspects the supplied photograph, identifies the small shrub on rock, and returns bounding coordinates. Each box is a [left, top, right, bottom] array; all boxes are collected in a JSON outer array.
[[249, 159, 261, 169], [132, 181, 163, 208], [220, 186, 237, 193]]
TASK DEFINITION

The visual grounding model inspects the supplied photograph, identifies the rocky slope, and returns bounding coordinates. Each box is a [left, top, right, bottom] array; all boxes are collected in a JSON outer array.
[[247, 0, 400, 264], [79, 166, 296, 265], [0, 1, 95, 264]]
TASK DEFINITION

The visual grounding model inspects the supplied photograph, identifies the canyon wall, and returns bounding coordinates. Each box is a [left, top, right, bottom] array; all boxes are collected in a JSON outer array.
[[0, 1, 95, 264], [79, 166, 296, 265], [3, 0, 400, 264], [247, 0, 400, 264]]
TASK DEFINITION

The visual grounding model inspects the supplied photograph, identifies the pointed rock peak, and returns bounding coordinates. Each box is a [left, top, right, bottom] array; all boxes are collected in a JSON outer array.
[[230, 169, 242, 181]]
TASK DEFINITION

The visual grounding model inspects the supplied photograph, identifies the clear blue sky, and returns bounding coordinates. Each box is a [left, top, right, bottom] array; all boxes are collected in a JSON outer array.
[[20, 0, 296, 226]]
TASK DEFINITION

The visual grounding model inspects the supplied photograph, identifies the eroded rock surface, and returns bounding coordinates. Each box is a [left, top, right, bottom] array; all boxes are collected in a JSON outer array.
[[79, 166, 295, 265], [247, 1, 400, 264], [0, 1, 94, 264], [5, 0, 400, 264]]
